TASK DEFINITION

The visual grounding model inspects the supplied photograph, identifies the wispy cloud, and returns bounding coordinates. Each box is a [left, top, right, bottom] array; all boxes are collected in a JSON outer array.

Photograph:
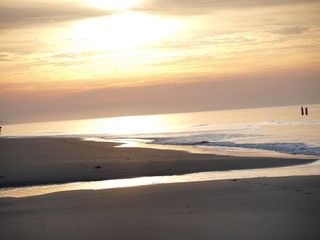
[[1, 0, 320, 122], [136, 0, 319, 15], [271, 27, 309, 35], [0, 2, 109, 29]]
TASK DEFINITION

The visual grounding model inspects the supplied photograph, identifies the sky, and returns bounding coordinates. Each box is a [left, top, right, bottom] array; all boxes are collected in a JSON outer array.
[[1, 0, 320, 123]]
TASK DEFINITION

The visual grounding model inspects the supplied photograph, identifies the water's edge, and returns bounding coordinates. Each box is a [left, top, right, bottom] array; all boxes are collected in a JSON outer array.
[[1, 159, 319, 198]]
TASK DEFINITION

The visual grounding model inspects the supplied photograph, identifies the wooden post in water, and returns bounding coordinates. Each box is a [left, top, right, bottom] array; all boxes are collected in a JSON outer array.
[[301, 106, 304, 116], [305, 107, 308, 116]]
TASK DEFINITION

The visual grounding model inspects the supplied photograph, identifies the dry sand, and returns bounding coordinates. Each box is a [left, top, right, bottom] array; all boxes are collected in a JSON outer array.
[[0, 137, 319, 239], [0, 137, 315, 187]]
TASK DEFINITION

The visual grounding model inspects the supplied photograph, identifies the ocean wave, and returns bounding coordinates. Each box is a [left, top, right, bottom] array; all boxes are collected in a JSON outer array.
[[255, 119, 320, 126], [149, 135, 320, 156]]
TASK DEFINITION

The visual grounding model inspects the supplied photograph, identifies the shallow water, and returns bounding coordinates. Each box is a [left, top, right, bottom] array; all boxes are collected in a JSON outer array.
[[1, 159, 319, 198]]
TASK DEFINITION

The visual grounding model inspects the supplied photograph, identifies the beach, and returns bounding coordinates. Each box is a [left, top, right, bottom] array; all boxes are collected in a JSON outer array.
[[0, 137, 315, 188], [0, 137, 319, 239], [1, 176, 319, 240], [2, 0, 320, 238]]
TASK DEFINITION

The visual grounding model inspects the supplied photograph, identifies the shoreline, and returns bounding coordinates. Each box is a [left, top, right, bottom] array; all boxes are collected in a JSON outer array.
[[1, 137, 319, 239], [0, 137, 317, 188]]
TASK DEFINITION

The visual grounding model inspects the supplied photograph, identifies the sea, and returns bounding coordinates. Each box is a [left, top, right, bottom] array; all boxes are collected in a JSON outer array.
[[2, 104, 320, 158]]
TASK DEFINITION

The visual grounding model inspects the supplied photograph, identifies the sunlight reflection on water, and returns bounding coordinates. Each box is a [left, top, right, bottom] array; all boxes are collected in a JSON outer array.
[[1, 160, 319, 198]]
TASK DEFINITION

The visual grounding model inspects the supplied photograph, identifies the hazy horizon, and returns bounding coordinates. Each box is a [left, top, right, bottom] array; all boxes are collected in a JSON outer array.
[[1, 0, 320, 123], [2, 102, 319, 125]]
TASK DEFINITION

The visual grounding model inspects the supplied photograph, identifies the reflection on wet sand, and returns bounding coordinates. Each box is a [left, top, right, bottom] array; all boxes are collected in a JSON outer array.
[[1, 160, 319, 198]]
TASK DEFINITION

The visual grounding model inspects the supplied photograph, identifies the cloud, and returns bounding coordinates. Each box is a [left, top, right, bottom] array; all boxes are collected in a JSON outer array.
[[271, 27, 309, 35], [0, 2, 110, 29], [0, 52, 23, 62], [136, 0, 319, 16], [2, 68, 320, 123]]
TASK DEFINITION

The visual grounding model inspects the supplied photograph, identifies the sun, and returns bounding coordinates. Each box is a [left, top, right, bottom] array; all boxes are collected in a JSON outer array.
[[90, 0, 141, 11], [70, 13, 181, 51]]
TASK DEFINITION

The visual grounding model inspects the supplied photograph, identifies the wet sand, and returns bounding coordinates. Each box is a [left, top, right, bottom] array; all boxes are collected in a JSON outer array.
[[0, 137, 319, 239], [0, 137, 315, 188], [1, 176, 319, 240]]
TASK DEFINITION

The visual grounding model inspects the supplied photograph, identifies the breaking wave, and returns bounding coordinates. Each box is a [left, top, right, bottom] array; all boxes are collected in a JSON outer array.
[[148, 134, 320, 156]]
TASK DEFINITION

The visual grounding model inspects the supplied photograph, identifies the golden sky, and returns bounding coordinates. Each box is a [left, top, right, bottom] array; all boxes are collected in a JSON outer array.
[[1, 0, 320, 122]]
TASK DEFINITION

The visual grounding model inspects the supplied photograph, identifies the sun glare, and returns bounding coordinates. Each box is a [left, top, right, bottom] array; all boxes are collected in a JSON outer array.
[[94, 115, 167, 135], [70, 13, 181, 51], [90, 0, 141, 11]]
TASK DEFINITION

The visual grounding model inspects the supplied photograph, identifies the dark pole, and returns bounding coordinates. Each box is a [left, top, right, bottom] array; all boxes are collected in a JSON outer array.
[[305, 107, 308, 116], [301, 106, 304, 116]]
